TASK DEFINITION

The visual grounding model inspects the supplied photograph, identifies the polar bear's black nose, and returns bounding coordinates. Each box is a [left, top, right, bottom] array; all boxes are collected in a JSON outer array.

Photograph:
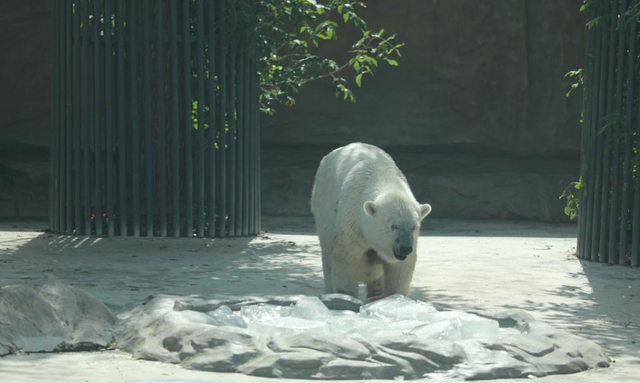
[[394, 246, 413, 260]]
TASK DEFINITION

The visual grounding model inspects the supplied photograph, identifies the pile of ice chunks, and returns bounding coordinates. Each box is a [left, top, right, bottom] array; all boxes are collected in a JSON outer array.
[[206, 294, 500, 341]]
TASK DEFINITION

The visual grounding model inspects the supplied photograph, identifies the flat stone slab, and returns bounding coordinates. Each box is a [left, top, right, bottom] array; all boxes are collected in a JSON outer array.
[[0, 275, 117, 355], [115, 294, 610, 380]]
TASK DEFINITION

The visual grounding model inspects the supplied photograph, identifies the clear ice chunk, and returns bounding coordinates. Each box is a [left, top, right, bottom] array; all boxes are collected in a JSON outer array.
[[359, 294, 437, 321], [411, 311, 499, 341], [331, 309, 359, 317], [411, 318, 463, 340], [323, 315, 423, 339], [240, 303, 292, 323], [459, 316, 499, 340], [248, 317, 327, 338], [215, 295, 499, 343], [431, 311, 499, 340], [180, 310, 220, 325], [207, 305, 248, 328], [290, 296, 332, 320]]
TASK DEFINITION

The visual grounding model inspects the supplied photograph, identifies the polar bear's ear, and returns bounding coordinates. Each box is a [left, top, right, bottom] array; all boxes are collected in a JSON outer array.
[[364, 201, 378, 217], [419, 204, 432, 220]]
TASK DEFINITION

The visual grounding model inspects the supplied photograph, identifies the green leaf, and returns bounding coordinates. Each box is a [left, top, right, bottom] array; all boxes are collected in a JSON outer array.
[[387, 59, 399, 66], [355, 73, 363, 87], [343, 12, 349, 23], [365, 57, 378, 67], [354, 61, 361, 72]]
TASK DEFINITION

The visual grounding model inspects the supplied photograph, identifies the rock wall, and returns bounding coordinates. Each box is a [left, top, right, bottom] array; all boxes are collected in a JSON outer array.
[[0, 0, 50, 147], [0, 0, 51, 219], [0, 0, 584, 221], [261, 0, 585, 221]]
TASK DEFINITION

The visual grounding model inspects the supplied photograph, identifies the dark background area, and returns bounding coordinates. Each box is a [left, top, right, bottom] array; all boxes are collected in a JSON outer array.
[[0, 0, 584, 222]]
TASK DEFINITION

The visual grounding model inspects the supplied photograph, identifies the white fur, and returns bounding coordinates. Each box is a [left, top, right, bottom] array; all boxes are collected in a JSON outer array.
[[311, 143, 432, 299]]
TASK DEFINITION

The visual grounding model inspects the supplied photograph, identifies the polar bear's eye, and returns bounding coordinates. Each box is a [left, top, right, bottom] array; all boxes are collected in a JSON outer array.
[[391, 224, 399, 231]]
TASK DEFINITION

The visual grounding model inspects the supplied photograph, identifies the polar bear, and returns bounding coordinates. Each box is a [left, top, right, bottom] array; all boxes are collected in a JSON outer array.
[[311, 143, 432, 299]]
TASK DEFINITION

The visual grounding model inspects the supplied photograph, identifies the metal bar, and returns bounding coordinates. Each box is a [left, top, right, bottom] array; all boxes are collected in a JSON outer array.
[[228, 42, 236, 237], [58, 0, 66, 233], [50, 0, 58, 232], [579, 4, 596, 258], [196, 0, 205, 237], [170, 0, 181, 237], [117, 0, 128, 236], [48, 0, 53, 231], [143, 0, 154, 237], [236, 49, 244, 236], [54, 2, 67, 232], [247, 48, 253, 235], [620, 0, 638, 265], [207, 0, 217, 237], [94, 0, 104, 236], [590, 1, 610, 262], [608, 0, 628, 263], [218, 0, 227, 237], [54, 0, 60, 232], [66, 0, 74, 233], [73, 0, 82, 234], [131, 1, 141, 237], [584, 3, 604, 260], [183, 0, 194, 237], [105, 0, 115, 236], [598, 0, 619, 262], [251, 44, 257, 234], [242, 45, 250, 236], [82, 0, 92, 235], [157, 0, 168, 237], [255, 45, 261, 234], [251, 46, 262, 235], [256, 73, 261, 234], [58, 0, 67, 233], [249, 49, 259, 235]]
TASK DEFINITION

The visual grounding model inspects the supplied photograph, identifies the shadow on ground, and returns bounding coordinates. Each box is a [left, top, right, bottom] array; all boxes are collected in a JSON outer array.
[[0, 217, 638, 364]]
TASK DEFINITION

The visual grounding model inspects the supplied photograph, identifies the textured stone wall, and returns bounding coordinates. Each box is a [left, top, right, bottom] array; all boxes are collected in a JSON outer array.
[[0, 0, 584, 221], [0, 0, 50, 219], [0, 0, 51, 147], [261, 0, 585, 221]]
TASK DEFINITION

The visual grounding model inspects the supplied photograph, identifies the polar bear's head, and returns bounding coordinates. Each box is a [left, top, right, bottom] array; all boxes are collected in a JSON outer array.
[[362, 191, 431, 263]]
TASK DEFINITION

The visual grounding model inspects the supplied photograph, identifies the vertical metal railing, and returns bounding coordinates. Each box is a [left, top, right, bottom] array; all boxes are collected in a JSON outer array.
[[579, 0, 640, 266], [50, 0, 261, 238]]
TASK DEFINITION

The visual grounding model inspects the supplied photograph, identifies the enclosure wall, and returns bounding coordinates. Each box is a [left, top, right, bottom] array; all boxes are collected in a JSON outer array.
[[1, 1, 585, 222]]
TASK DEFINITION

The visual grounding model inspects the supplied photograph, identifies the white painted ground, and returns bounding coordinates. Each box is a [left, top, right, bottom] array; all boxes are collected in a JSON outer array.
[[0, 217, 638, 383]]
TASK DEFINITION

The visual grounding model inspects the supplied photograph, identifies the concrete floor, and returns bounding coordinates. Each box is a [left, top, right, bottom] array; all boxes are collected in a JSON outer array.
[[0, 217, 638, 382]]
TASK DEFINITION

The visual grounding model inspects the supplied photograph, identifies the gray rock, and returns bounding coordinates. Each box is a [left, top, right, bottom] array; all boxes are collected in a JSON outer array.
[[269, 333, 371, 361], [0, 275, 116, 355], [469, 308, 537, 330], [173, 295, 305, 313], [115, 294, 610, 380]]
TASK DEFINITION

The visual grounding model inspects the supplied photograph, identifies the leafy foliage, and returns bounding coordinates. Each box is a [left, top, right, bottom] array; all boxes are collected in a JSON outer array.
[[560, 177, 584, 220], [564, 69, 584, 98], [241, 0, 404, 115]]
